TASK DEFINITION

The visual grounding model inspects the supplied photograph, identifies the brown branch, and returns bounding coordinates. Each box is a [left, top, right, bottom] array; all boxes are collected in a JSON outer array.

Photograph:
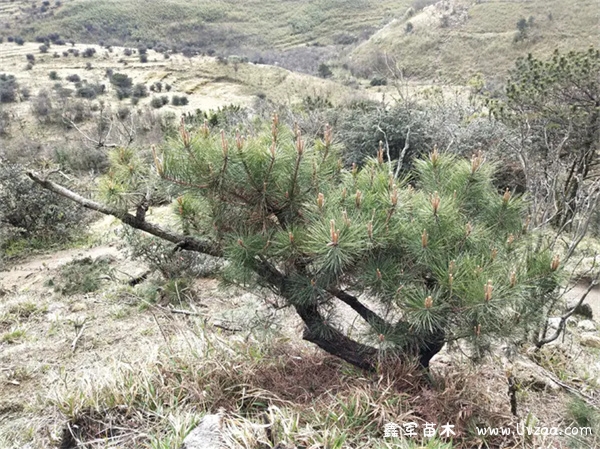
[[26, 171, 223, 257], [536, 276, 599, 348]]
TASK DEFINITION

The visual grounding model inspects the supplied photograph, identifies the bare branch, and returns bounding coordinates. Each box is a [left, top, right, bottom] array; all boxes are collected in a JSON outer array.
[[26, 171, 223, 257]]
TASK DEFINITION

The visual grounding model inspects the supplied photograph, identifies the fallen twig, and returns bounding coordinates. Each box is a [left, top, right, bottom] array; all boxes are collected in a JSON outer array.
[[71, 319, 87, 353]]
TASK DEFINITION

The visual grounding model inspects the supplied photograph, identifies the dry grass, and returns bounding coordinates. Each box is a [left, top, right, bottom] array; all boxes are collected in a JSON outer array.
[[351, 0, 599, 83]]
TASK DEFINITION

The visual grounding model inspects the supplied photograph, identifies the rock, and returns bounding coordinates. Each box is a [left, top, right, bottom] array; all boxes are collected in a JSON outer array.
[[566, 298, 593, 319], [580, 334, 600, 349], [513, 359, 561, 392], [547, 317, 562, 330], [428, 344, 453, 376], [577, 320, 597, 332], [180, 413, 224, 449], [70, 302, 87, 312]]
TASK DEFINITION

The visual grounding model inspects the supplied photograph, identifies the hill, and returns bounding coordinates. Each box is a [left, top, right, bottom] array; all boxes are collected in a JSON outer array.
[[350, 0, 600, 83], [1, 0, 598, 82]]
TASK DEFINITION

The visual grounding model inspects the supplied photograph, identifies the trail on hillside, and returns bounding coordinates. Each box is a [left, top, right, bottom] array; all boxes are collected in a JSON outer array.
[[0, 245, 122, 291]]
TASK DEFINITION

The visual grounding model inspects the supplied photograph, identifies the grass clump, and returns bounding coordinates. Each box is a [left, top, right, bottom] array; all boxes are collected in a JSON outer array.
[[51, 256, 114, 295]]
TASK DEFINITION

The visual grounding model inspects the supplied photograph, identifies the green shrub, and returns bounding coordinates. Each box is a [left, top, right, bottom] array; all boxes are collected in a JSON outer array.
[[0, 162, 86, 254], [370, 76, 387, 86], [0, 74, 18, 103], [317, 63, 333, 78], [52, 257, 114, 295], [150, 97, 164, 108], [132, 83, 148, 98]]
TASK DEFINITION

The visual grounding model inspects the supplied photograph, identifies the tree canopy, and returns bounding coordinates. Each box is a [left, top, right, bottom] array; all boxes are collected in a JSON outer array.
[[28, 117, 563, 370]]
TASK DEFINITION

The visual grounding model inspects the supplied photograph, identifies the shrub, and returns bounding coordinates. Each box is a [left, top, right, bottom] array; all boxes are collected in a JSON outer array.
[[82, 47, 96, 58], [76, 85, 97, 99], [150, 97, 165, 108], [123, 48, 133, 56], [14, 36, 24, 45], [370, 76, 387, 86], [66, 74, 81, 83], [139, 54, 148, 63], [39, 44, 49, 53], [26, 54, 35, 62], [110, 73, 133, 100], [52, 257, 114, 295], [171, 95, 189, 106], [0, 74, 18, 103], [150, 81, 162, 92], [317, 63, 333, 78], [405, 22, 414, 33], [0, 162, 85, 252], [132, 83, 148, 98]]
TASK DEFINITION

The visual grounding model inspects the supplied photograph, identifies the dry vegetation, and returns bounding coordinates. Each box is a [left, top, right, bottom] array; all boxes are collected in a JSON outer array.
[[1, 218, 598, 448]]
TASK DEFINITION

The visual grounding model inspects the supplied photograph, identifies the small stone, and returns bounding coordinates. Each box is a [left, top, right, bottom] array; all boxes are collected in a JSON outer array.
[[70, 302, 87, 312], [580, 334, 600, 349], [180, 413, 224, 449], [577, 320, 597, 332]]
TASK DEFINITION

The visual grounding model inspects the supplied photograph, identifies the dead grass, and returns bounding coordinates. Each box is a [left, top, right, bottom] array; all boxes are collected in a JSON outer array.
[[351, 0, 599, 83]]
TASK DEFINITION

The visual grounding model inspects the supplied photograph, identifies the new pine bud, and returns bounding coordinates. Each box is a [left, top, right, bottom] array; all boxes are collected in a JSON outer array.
[[551, 254, 560, 271], [424, 295, 433, 309]]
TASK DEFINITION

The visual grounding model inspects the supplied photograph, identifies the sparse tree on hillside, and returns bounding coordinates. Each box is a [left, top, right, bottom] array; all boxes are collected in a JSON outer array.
[[28, 119, 562, 371], [489, 48, 600, 236]]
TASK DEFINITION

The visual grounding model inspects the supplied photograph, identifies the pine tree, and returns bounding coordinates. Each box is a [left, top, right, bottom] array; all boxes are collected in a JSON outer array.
[[28, 117, 562, 370]]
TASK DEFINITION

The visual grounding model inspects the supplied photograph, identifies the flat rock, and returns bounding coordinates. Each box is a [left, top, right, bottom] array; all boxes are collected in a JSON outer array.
[[180, 413, 224, 449], [513, 359, 561, 392], [577, 320, 597, 332], [580, 333, 600, 349]]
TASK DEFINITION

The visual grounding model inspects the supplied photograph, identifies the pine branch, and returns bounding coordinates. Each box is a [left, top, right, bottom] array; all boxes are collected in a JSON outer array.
[[26, 171, 223, 257]]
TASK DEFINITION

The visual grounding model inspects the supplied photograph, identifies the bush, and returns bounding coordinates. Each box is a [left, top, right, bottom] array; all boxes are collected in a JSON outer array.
[[0, 74, 18, 103], [150, 82, 162, 92], [123, 48, 133, 56], [48, 71, 59, 80], [150, 97, 165, 108], [26, 54, 35, 62], [14, 36, 24, 45], [0, 162, 85, 253], [171, 95, 189, 106], [370, 76, 387, 86], [39, 44, 49, 53], [132, 83, 148, 98], [317, 63, 333, 78], [66, 74, 81, 83], [51, 257, 114, 295], [82, 47, 96, 58], [76, 85, 97, 99], [139, 54, 148, 63]]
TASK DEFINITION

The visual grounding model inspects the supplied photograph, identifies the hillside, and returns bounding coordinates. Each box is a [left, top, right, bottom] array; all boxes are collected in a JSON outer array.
[[350, 0, 600, 82], [1, 0, 597, 82]]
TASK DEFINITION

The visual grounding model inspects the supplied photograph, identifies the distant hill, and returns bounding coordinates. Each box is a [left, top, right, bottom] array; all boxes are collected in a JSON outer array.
[[350, 0, 600, 83], [1, 0, 598, 83]]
